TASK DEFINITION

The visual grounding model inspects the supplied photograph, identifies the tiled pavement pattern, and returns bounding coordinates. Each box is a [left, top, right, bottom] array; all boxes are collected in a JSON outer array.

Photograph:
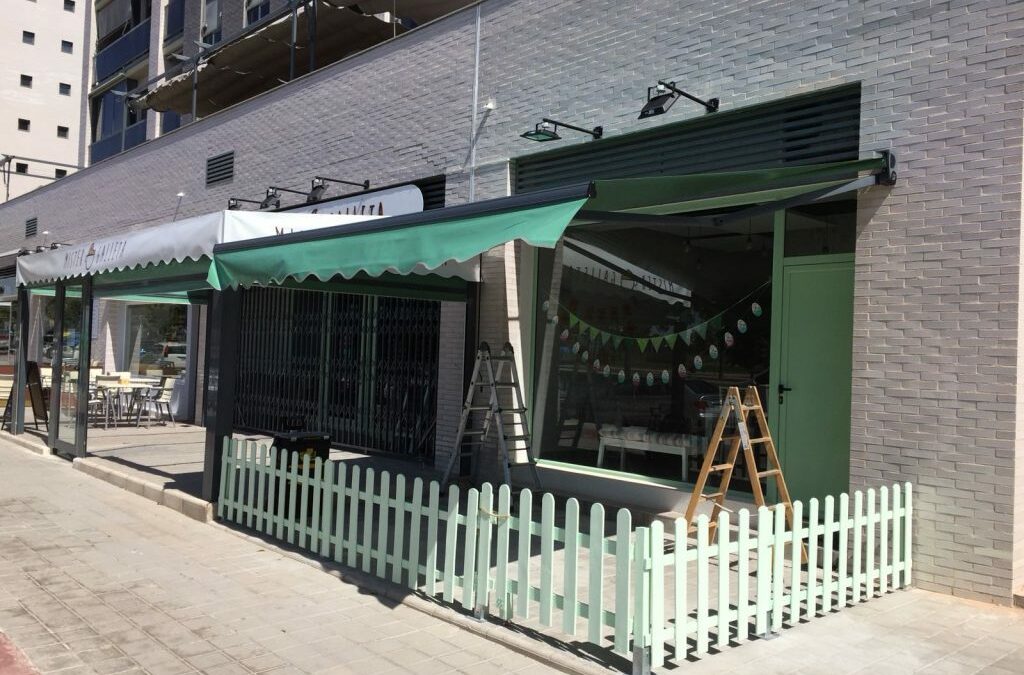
[[673, 588, 1024, 675], [0, 441, 555, 674]]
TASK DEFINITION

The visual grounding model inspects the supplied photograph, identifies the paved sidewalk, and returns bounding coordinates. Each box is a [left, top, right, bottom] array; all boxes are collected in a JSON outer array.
[[0, 442, 556, 675]]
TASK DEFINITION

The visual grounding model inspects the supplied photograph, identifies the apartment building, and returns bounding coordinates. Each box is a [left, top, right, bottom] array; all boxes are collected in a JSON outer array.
[[1, 0, 91, 201]]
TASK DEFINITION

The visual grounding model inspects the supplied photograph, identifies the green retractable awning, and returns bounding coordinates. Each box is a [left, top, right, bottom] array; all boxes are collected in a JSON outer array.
[[210, 156, 887, 290]]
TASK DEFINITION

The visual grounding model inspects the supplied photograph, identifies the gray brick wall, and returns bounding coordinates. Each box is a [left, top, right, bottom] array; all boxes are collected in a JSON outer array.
[[434, 301, 466, 474], [2, 0, 1022, 603]]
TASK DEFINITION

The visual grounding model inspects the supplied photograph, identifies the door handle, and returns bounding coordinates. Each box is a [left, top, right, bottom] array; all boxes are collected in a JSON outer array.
[[778, 383, 792, 404]]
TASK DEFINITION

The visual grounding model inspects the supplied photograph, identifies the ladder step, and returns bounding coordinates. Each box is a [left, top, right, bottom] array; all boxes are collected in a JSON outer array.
[[498, 407, 527, 414], [758, 469, 781, 478], [478, 382, 517, 388], [467, 405, 492, 411], [710, 463, 733, 472], [463, 430, 487, 436], [489, 355, 515, 362], [748, 436, 771, 444], [701, 492, 724, 501], [503, 434, 531, 442]]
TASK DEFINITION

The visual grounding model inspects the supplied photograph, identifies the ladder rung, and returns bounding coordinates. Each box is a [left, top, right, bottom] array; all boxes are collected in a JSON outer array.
[[758, 469, 781, 478], [748, 436, 771, 444], [463, 430, 487, 436], [478, 382, 517, 388], [489, 356, 515, 362], [701, 492, 724, 501], [710, 463, 733, 472], [467, 405, 492, 411], [498, 407, 527, 414], [503, 434, 531, 442], [740, 404, 760, 411]]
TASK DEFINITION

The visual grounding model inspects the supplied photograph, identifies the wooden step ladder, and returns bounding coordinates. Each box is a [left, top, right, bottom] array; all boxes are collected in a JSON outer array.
[[441, 342, 542, 490], [684, 385, 805, 561]]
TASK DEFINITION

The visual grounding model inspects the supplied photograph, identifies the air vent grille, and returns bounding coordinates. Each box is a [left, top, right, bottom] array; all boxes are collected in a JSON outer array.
[[205, 151, 235, 186], [25, 217, 38, 238]]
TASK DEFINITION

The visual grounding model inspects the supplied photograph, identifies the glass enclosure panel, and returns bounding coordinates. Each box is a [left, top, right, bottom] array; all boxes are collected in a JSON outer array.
[[55, 292, 83, 447], [535, 213, 774, 489], [784, 199, 856, 257], [0, 301, 18, 368], [123, 303, 188, 376]]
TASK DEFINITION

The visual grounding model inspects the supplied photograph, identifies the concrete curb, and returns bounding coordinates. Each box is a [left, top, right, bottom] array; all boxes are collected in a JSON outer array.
[[211, 521, 620, 675], [1, 433, 51, 456], [72, 457, 213, 523]]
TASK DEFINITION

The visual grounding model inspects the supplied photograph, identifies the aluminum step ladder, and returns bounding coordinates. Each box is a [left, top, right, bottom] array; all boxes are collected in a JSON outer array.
[[441, 342, 541, 490]]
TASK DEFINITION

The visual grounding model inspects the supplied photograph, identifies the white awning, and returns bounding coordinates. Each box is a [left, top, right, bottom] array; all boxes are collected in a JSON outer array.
[[16, 210, 479, 287]]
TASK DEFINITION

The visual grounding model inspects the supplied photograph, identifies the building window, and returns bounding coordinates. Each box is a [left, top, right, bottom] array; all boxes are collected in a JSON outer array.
[[61, 40, 73, 54], [246, 0, 269, 25], [55, 169, 67, 179], [20, 75, 33, 88], [15, 163, 28, 174], [59, 83, 71, 96], [64, 0, 75, 11], [17, 119, 30, 132], [533, 213, 775, 486], [57, 126, 69, 139], [203, 0, 222, 44], [22, 31, 35, 45]]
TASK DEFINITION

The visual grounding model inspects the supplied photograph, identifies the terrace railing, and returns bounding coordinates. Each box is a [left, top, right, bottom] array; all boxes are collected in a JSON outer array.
[[218, 439, 913, 672]]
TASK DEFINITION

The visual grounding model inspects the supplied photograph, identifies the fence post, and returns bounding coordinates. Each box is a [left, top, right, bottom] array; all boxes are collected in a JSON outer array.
[[632, 526, 652, 675]]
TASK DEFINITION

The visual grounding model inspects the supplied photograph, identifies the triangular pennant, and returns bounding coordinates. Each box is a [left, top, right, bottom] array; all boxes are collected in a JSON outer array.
[[612, 335, 623, 349], [588, 325, 600, 340], [695, 323, 707, 339], [651, 336, 663, 352], [568, 314, 579, 328], [578, 320, 589, 335], [709, 315, 724, 332], [681, 330, 692, 345], [637, 337, 649, 352], [664, 334, 677, 349], [601, 332, 611, 345]]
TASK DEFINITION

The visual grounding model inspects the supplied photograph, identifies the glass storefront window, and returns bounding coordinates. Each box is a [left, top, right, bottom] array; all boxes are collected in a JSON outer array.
[[0, 301, 18, 368], [124, 304, 188, 376], [534, 214, 774, 488]]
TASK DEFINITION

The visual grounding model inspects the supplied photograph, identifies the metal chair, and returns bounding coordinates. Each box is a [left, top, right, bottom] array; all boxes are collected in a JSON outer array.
[[134, 385, 175, 427]]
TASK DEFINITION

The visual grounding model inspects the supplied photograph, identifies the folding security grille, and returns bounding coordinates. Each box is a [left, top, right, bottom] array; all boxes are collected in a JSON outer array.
[[234, 287, 441, 459]]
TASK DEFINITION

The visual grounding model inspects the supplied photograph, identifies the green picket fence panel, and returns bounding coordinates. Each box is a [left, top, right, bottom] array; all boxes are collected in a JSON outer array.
[[218, 438, 914, 669]]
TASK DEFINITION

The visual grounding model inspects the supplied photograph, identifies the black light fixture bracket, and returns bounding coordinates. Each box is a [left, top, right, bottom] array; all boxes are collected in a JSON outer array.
[[227, 197, 261, 210], [653, 80, 718, 113], [314, 176, 370, 190], [542, 117, 603, 139]]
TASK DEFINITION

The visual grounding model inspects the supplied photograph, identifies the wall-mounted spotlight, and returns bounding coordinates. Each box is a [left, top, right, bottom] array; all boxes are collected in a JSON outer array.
[[260, 188, 281, 210], [522, 118, 603, 142], [639, 80, 718, 119], [313, 176, 370, 197], [227, 197, 262, 210], [268, 185, 319, 204]]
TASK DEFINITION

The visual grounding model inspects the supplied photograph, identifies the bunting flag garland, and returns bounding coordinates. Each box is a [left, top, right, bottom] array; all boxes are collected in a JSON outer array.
[[558, 280, 768, 351], [556, 279, 772, 386]]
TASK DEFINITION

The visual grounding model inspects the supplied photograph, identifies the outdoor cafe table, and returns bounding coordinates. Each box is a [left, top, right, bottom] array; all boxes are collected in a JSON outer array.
[[95, 379, 162, 424]]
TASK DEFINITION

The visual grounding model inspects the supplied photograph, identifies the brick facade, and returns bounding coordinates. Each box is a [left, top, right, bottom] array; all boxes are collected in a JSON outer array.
[[0, 0, 1021, 603]]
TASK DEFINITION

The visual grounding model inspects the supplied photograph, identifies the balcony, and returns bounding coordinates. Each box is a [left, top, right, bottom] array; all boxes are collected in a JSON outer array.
[[95, 20, 151, 83], [89, 119, 147, 164], [165, 0, 184, 42]]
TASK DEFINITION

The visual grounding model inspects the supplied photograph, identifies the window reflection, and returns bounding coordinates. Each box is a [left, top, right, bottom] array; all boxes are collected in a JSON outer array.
[[535, 216, 773, 488], [124, 304, 188, 376]]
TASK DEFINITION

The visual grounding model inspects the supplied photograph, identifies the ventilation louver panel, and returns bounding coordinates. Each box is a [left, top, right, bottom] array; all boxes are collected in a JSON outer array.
[[205, 151, 235, 187], [25, 217, 38, 238], [514, 84, 861, 193]]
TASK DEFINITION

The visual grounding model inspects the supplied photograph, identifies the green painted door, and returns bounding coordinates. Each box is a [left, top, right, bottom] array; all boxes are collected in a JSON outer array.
[[776, 257, 853, 504]]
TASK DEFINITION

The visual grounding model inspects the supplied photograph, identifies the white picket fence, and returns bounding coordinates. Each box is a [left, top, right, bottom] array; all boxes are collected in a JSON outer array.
[[218, 439, 913, 670]]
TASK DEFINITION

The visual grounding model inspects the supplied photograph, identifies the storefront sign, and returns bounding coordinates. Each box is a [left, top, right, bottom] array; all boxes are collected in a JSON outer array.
[[283, 184, 424, 217]]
